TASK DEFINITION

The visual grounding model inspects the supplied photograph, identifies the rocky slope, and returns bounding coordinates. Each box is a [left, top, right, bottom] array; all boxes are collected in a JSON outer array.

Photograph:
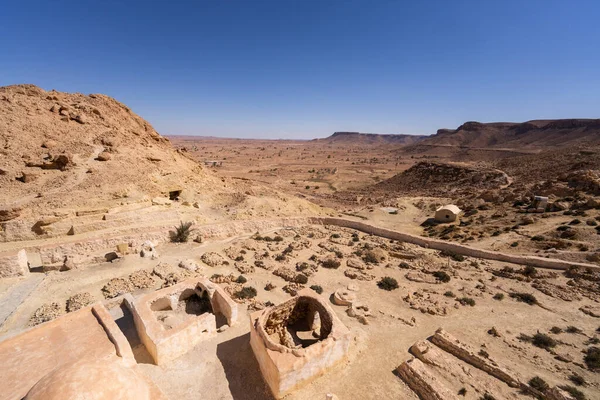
[[0, 84, 322, 243]]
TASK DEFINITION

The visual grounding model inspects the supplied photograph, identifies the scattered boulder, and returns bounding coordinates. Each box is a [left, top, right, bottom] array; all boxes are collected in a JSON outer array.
[[201, 252, 226, 267], [140, 241, 158, 259], [96, 151, 111, 161], [101, 278, 135, 299], [129, 269, 155, 289], [178, 259, 200, 272]]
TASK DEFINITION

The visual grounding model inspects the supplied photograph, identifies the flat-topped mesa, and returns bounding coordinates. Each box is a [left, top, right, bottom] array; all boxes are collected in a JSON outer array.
[[249, 289, 352, 398]]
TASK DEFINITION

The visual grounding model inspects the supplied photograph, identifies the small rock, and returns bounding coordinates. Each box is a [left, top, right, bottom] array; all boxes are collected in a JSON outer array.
[[217, 324, 230, 333], [179, 259, 200, 272], [96, 151, 111, 161], [347, 283, 359, 292]]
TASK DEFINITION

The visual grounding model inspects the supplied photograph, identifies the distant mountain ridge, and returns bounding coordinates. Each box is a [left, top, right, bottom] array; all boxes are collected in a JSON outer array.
[[314, 131, 427, 145], [416, 119, 600, 149]]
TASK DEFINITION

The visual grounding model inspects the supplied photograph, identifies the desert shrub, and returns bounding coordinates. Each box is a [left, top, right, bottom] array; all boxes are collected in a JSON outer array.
[[235, 255, 244, 262], [305, 185, 310, 189], [273, 235, 284, 242], [510, 292, 538, 305], [275, 254, 286, 262], [363, 250, 379, 264], [444, 291, 455, 297], [569, 219, 582, 225], [441, 251, 465, 262], [493, 293, 504, 301], [334, 250, 344, 259], [584, 346, 600, 371], [236, 286, 257, 299], [211, 274, 222, 280], [433, 270, 451, 283], [478, 349, 489, 358], [170, 221, 194, 243], [531, 235, 545, 241], [558, 385, 586, 400], [236, 275, 247, 284], [377, 276, 399, 291], [566, 326, 582, 334], [352, 236, 359, 242], [550, 326, 563, 334], [480, 394, 496, 400], [488, 327, 500, 337], [321, 259, 341, 269], [309, 254, 317, 261], [587, 337, 600, 345], [510, 242, 519, 247], [529, 376, 549, 392], [310, 285, 323, 294], [532, 333, 557, 349], [457, 297, 476, 306], [399, 261, 410, 269], [522, 265, 537, 277], [295, 274, 309, 284], [296, 262, 310, 272], [569, 374, 587, 386], [282, 245, 294, 255], [331, 233, 341, 239], [458, 387, 467, 396]]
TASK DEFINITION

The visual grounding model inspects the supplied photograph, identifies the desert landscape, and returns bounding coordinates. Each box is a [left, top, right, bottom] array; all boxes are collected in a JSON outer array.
[[0, 83, 599, 400]]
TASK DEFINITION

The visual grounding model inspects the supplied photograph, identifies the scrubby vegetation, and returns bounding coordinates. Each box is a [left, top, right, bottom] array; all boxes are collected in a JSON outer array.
[[433, 270, 451, 282], [444, 291, 455, 297], [528, 376, 549, 392], [558, 385, 586, 400], [584, 346, 600, 371], [321, 259, 341, 269], [569, 374, 587, 386], [310, 285, 323, 294], [236, 275, 247, 284], [170, 221, 194, 242], [510, 292, 538, 305], [377, 276, 399, 291], [550, 326, 563, 334], [493, 293, 504, 301], [456, 297, 476, 306], [236, 286, 257, 299]]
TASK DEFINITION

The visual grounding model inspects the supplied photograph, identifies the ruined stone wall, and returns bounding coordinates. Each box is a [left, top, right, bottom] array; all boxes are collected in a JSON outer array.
[[309, 217, 600, 271]]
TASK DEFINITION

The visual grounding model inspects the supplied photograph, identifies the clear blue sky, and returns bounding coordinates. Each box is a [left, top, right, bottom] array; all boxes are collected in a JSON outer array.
[[1, 1, 599, 139]]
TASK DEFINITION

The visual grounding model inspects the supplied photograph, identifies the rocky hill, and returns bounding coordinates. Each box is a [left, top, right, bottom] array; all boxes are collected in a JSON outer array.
[[373, 161, 510, 197], [314, 131, 426, 146], [0, 84, 321, 243], [411, 119, 600, 150]]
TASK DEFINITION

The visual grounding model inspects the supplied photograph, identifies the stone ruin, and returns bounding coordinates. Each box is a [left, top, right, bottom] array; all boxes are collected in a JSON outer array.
[[249, 289, 352, 398], [126, 278, 238, 365]]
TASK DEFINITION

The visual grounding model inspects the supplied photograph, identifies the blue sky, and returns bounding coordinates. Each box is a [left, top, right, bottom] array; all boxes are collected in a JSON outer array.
[[1, 1, 599, 139]]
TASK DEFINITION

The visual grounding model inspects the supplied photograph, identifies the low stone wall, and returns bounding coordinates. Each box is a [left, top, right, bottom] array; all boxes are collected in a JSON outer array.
[[308, 217, 600, 272]]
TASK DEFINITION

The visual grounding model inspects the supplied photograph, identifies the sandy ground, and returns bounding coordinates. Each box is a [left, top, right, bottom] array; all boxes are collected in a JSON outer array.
[[3, 224, 598, 399]]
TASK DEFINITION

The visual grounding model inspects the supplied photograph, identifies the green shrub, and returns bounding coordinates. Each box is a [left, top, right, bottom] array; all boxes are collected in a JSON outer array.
[[363, 250, 379, 264], [558, 385, 586, 400], [377, 277, 399, 291], [331, 233, 341, 239], [399, 262, 410, 269], [444, 291, 455, 297], [522, 265, 537, 277], [236, 275, 247, 284], [170, 221, 194, 242], [566, 326, 582, 334], [532, 333, 557, 349], [584, 346, 600, 371], [510, 292, 538, 305], [457, 297, 476, 306], [433, 270, 451, 283], [236, 286, 257, 299], [310, 285, 323, 294], [478, 349, 489, 358], [273, 235, 284, 242], [235, 255, 244, 262], [493, 293, 504, 301], [295, 274, 309, 284], [321, 259, 341, 269], [528, 376, 549, 392], [441, 251, 465, 262], [275, 254, 286, 261], [569, 374, 587, 386], [531, 235, 545, 241], [550, 326, 562, 334]]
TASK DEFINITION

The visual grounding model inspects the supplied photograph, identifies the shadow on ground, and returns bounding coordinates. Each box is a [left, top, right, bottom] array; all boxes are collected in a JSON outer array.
[[217, 333, 275, 400]]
